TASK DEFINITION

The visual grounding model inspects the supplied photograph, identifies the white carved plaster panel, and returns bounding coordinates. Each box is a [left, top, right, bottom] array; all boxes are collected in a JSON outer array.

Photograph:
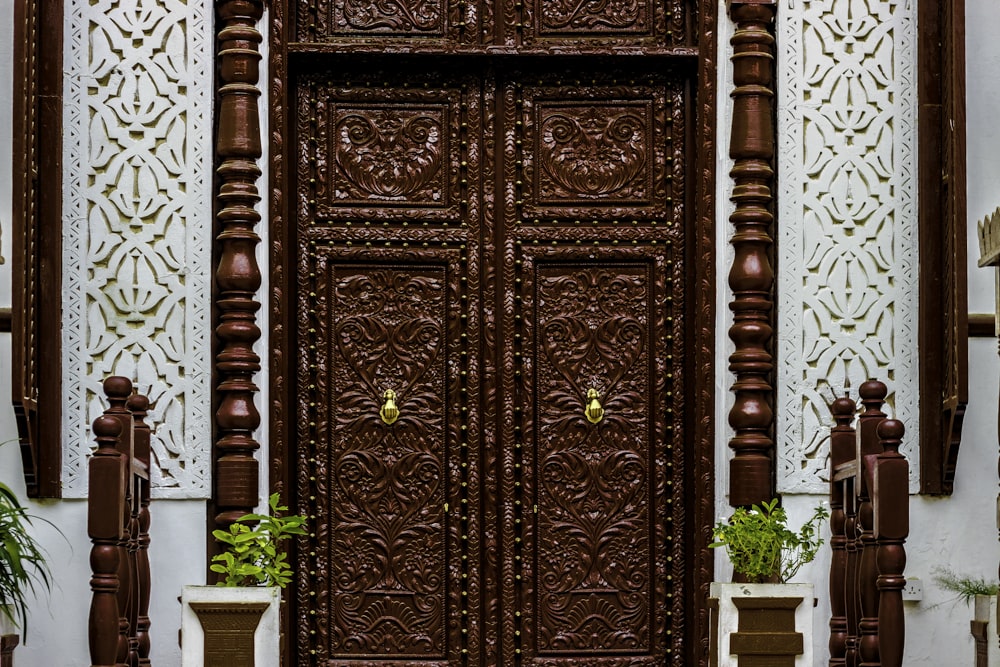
[[62, 0, 213, 498], [777, 0, 919, 493]]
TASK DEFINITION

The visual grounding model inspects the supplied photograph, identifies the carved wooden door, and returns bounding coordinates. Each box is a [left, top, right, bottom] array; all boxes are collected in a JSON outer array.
[[281, 2, 706, 665]]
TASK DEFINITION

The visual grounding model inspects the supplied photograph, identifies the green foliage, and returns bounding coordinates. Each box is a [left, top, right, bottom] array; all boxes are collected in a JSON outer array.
[[0, 480, 53, 636], [710, 498, 829, 584], [210, 494, 308, 588], [933, 568, 998, 605]]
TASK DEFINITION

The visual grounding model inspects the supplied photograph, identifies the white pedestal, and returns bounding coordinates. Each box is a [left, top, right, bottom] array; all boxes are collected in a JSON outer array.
[[180, 585, 280, 667], [709, 582, 813, 667]]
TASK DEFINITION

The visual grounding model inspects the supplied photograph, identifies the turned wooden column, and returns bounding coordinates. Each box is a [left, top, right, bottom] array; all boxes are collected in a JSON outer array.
[[213, 0, 265, 534], [726, 0, 777, 508]]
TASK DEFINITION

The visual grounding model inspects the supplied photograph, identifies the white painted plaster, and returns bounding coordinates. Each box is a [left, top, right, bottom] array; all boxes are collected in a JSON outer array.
[[61, 0, 214, 499], [0, 330, 207, 665]]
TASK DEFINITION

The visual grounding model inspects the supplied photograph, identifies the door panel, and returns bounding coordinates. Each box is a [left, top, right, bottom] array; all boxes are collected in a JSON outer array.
[[293, 61, 689, 666]]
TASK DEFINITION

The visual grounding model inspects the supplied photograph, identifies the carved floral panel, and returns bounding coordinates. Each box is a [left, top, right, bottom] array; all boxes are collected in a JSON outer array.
[[776, 0, 919, 492], [299, 245, 475, 665], [321, 262, 446, 659], [295, 0, 468, 42], [514, 246, 684, 664], [516, 76, 681, 224], [304, 74, 478, 225], [62, 0, 213, 498]]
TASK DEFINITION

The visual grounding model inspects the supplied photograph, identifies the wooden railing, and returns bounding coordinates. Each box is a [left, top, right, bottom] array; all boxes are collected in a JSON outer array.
[[828, 379, 909, 667], [88, 377, 152, 667]]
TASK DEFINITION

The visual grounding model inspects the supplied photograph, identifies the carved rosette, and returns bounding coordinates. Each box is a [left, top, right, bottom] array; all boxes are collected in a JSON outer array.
[[726, 1, 777, 508], [213, 0, 265, 527]]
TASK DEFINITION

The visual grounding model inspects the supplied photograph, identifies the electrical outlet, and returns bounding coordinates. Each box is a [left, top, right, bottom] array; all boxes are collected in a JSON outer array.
[[902, 577, 923, 602]]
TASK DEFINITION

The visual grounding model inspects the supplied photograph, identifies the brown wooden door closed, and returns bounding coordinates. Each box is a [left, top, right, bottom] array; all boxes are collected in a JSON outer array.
[[284, 3, 701, 664]]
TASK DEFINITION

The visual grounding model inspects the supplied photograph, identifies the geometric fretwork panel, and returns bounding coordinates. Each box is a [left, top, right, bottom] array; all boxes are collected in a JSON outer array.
[[61, 0, 213, 498], [776, 0, 919, 492]]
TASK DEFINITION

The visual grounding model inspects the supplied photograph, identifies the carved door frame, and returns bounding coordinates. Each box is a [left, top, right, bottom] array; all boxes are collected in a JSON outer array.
[[209, 0, 720, 664]]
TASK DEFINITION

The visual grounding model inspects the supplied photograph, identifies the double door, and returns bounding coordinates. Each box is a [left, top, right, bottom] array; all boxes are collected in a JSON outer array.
[[289, 55, 695, 665]]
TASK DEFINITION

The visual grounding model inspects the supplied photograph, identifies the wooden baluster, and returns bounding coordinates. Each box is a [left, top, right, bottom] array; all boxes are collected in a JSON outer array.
[[213, 0, 265, 539], [88, 413, 126, 667], [875, 419, 908, 667], [844, 473, 859, 667], [855, 381, 887, 667], [726, 0, 778, 509], [829, 394, 856, 666], [128, 394, 152, 667], [102, 377, 134, 667]]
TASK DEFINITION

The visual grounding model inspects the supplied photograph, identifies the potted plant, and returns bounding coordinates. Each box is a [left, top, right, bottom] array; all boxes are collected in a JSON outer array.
[[181, 493, 307, 667], [708, 499, 828, 667], [0, 478, 53, 648]]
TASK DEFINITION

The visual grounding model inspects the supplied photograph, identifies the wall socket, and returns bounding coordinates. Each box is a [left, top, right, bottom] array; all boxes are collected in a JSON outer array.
[[902, 577, 923, 602]]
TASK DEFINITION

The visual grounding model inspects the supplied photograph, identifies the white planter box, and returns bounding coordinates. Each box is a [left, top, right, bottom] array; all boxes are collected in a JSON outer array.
[[709, 582, 813, 667], [180, 585, 280, 667]]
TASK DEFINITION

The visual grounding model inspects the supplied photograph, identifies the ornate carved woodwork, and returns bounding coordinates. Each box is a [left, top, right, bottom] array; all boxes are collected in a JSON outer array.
[[726, 1, 776, 509], [266, 0, 717, 664], [11, 0, 62, 498], [213, 0, 266, 530]]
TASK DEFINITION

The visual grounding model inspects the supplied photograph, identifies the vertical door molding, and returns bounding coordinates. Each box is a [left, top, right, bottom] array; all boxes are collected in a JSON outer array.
[[212, 0, 266, 527], [11, 0, 62, 497], [917, 0, 968, 495], [725, 0, 777, 509]]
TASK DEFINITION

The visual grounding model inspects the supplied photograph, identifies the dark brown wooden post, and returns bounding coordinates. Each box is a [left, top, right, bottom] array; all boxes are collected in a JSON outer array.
[[726, 0, 777, 509], [855, 380, 887, 667], [829, 395, 856, 666], [88, 413, 127, 667], [127, 394, 152, 667], [101, 378, 135, 667], [874, 419, 908, 667], [213, 0, 265, 535], [0, 635, 17, 667]]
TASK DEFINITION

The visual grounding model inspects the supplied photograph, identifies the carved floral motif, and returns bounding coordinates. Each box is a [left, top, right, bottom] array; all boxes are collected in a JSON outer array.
[[533, 267, 652, 652], [334, 109, 444, 203], [340, 0, 444, 32], [539, 107, 648, 200], [325, 267, 448, 658], [539, 0, 644, 33]]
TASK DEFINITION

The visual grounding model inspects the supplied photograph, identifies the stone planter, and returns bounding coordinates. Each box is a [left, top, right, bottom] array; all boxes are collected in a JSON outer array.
[[709, 582, 813, 667], [971, 593, 999, 666], [181, 586, 280, 667]]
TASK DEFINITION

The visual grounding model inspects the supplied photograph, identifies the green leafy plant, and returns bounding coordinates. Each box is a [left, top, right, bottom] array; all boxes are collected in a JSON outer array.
[[711, 498, 829, 583], [933, 568, 998, 605], [210, 493, 307, 587], [0, 480, 53, 635]]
